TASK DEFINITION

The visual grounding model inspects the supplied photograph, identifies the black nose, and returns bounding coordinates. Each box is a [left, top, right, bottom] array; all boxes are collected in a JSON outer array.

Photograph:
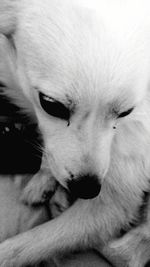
[[67, 174, 101, 200]]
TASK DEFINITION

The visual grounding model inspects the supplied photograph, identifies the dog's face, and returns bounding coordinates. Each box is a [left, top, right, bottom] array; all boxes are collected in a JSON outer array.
[[2, 0, 150, 199]]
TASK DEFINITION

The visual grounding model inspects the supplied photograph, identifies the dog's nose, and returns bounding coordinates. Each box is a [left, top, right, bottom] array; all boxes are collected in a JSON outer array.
[[67, 174, 101, 199]]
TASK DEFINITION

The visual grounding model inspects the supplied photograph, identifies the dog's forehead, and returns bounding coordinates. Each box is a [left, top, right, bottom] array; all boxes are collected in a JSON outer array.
[[17, 0, 150, 108]]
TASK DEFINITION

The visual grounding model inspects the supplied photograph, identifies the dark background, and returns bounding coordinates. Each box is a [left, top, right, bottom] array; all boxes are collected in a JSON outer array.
[[0, 91, 42, 174]]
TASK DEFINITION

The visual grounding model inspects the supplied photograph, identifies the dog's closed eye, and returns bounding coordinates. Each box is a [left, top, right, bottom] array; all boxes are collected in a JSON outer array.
[[117, 107, 134, 118], [39, 92, 70, 121]]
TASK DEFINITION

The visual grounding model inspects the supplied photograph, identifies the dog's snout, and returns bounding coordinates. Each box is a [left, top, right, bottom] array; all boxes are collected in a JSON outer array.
[[67, 174, 101, 200]]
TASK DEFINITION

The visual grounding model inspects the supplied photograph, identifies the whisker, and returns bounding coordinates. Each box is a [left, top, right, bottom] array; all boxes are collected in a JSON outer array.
[[23, 138, 44, 154]]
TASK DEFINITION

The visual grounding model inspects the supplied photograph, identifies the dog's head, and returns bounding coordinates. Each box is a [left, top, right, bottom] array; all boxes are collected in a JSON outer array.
[[1, 0, 150, 199]]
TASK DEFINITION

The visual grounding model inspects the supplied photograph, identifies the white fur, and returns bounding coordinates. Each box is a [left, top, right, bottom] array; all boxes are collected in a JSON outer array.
[[0, 0, 150, 266]]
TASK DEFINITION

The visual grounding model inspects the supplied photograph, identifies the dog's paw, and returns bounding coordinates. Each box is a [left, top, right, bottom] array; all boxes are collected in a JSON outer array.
[[107, 228, 150, 267], [108, 234, 134, 255], [49, 186, 71, 218], [21, 171, 57, 206]]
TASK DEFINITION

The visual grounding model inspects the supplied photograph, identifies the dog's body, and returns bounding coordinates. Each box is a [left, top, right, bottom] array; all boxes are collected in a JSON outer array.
[[0, 0, 150, 266]]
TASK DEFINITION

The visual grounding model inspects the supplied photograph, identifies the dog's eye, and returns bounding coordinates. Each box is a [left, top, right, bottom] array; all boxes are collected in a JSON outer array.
[[118, 107, 134, 118], [39, 92, 70, 121]]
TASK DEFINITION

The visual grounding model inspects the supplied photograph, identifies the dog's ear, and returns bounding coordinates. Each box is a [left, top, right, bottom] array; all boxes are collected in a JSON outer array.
[[0, 0, 18, 92], [0, 34, 37, 123], [0, 1, 38, 123], [0, 0, 17, 35]]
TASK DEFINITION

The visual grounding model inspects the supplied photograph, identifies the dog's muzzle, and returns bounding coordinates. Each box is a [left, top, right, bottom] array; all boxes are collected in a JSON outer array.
[[67, 174, 101, 200]]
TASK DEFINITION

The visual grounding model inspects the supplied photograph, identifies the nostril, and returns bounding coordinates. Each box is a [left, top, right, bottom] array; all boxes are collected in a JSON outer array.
[[67, 174, 101, 200]]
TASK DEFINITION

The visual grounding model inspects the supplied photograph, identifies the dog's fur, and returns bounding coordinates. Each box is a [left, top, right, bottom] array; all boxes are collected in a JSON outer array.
[[1, 0, 150, 266]]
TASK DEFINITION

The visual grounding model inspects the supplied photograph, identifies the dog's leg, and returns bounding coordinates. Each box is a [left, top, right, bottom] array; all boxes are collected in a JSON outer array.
[[0, 199, 100, 266], [21, 156, 57, 205]]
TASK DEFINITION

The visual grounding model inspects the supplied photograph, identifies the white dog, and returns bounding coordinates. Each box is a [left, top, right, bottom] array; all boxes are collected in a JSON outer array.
[[0, 0, 150, 266]]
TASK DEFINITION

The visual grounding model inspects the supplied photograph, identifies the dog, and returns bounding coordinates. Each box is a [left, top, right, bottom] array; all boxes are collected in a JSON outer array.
[[0, 0, 150, 266]]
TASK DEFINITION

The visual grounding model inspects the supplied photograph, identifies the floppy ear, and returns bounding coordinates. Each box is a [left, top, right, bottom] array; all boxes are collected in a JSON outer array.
[[0, 1, 37, 123], [0, 34, 37, 122], [0, 0, 18, 87], [0, 0, 17, 35]]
